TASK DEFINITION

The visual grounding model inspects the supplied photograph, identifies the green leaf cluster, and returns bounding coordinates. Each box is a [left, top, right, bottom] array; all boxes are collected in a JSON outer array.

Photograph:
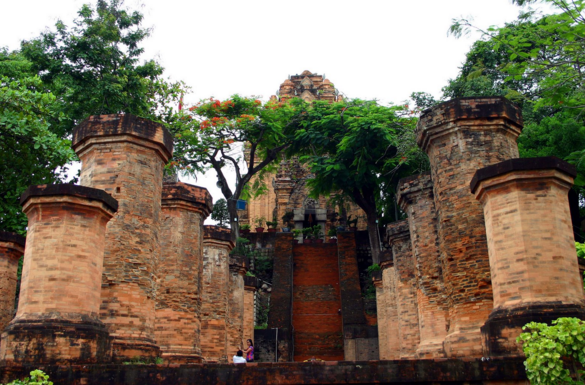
[[518, 317, 585, 384], [3, 369, 53, 385], [0, 50, 76, 234], [19, 0, 187, 136]]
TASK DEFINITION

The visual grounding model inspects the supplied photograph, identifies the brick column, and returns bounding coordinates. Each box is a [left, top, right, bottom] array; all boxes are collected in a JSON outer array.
[[227, 254, 246, 356], [417, 97, 522, 357], [267, 232, 294, 362], [0, 185, 117, 364], [201, 226, 233, 363], [155, 182, 212, 363], [397, 174, 448, 358], [0, 232, 25, 333], [243, 276, 260, 346], [387, 220, 420, 359], [378, 251, 400, 359], [72, 114, 172, 360], [471, 157, 585, 356]]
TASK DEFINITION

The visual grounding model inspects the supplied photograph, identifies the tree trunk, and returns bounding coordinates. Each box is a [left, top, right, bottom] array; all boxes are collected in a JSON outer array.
[[227, 198, 239, 242]]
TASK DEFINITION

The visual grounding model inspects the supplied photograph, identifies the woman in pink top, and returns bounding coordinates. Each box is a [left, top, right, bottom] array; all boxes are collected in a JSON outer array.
[[244, 339, 254, 362]]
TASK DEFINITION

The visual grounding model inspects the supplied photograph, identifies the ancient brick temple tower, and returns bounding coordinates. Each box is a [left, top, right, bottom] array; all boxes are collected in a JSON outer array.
[[244, 71, 365, 235]]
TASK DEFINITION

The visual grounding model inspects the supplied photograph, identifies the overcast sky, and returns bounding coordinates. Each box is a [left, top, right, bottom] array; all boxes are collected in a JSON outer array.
[[2, 0, 529, 217]]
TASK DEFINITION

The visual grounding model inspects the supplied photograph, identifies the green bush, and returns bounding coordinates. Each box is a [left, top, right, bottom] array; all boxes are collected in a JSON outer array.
[[4, 369, 52, 385], [517, 317, 585, 384]]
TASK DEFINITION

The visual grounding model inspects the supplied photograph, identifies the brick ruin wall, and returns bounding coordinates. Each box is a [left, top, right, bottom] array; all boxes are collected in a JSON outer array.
[[0, 96, 584, 382]]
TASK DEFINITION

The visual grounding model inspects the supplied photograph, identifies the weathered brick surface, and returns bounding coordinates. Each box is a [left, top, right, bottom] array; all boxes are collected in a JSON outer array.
[[0, 232, 25, 334], [472, 157, 585, 356], [201, 226, 233, 363], [0, 184, 116, 364], [379, 261, 401, 360], [386, 221, 419, 359], [293, 243, 343, 362], [155, 183, 212, 363], [227, 254, 246, 357], [417, 97, 522, 357], [337, 232, 378, 360], [267, 232, 294, 362], [397, 174, 447, 358], [243, 277, 259, 347], [72, 114, 172, 360], [0, 358, 530, 385]]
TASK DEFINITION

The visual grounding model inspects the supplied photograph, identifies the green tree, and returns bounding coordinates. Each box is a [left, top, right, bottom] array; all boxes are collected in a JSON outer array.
[[170, 95, 304, 240], [20, 0, 186, 136], [288, 99, 427, 263], [0, 50, 76, 234], [211, 198, 229, 228], [447, 0, 585, 218]]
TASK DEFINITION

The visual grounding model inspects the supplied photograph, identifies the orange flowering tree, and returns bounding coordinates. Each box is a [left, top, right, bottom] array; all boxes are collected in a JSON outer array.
[[168, 95, 306, 239]]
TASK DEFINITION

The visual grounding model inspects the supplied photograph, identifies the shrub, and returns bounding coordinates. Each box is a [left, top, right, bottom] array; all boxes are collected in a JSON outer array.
[[4, 369, 53, 385], [517, 317, 585, 384]]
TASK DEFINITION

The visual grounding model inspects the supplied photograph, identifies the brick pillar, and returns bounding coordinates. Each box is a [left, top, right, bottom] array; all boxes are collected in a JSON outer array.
[[0, 185, 117, 364], [387, 220, 420, 359], [227, 253, 246, 356], [201, 226, 233, 363], [471, 157, 585, 356], [72, 114, 172, 360], [372, 269, 388, 359], [417, 97, 522, 357], [379, 250, 400, 359], [397, 174, 448, 358], [0, 232, 25, 333], [243, 276, 260, 346], [267, 232, 294, 362], [155, 182, 212, 363]]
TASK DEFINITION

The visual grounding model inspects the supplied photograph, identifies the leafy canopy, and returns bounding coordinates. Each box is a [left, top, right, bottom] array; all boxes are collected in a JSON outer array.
[[20, 0, 186, 136], [0, 50, 76, 234]]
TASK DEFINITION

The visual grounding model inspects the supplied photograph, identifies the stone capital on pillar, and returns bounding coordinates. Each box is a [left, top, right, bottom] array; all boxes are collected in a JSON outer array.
[[471, 157, 585, 356], [417, 97, 523, 153], [161, 182, 213, 215], [72, 114, 173, 163], [0, 231, 26, 334], [1, 184, 117, 365]]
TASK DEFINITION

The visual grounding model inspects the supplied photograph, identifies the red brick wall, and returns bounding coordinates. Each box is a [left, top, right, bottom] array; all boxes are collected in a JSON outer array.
[[0, 233, 25, 333], [417, 97, 522, 357], [73, 114, 172, 360], [398, 174, 448, 358], [155, 183, 211, 363], [292, 244, 343, 362]]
